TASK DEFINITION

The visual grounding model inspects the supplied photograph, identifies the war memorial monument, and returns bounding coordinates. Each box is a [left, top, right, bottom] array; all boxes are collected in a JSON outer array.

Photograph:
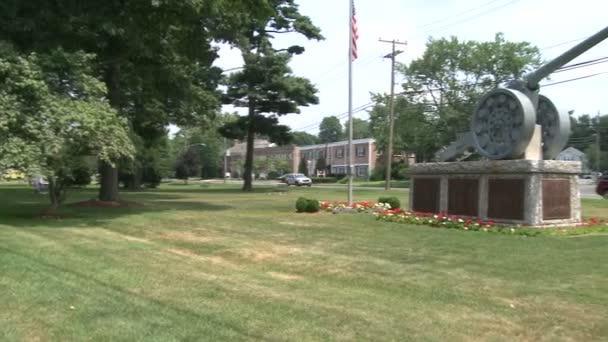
[[409, 26, 608, 226]]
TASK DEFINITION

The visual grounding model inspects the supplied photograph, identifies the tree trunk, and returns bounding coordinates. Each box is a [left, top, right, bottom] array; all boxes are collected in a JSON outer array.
[[46, 177, 59, 212], [242, 107, 256, 191], [99, 161, 119, 201], [99, 61, 121, 201], [46, 177, 61, 213], [126, 168, 142, 191]]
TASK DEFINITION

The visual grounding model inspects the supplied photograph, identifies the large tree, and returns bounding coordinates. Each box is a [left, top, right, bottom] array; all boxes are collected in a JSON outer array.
[[369, 94, 438, 162], [218, 1, 322, 191], [0, 44, 133, 210], [0, 0, 251, 200], [292, 131, 319, 146], [344, 118, 372, 140], [370, 33, 542, 160], [318, 116, 344, 143]]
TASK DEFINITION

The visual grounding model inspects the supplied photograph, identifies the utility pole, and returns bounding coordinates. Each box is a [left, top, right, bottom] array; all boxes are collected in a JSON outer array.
[[223, 138, 228, 184], [597, 111, 601, 173], [379, 38, 407, 190]]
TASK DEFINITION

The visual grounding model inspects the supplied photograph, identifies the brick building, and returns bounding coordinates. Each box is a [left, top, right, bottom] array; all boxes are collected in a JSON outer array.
[[227, 138, 378, 178], [299, 138, 378, 177]]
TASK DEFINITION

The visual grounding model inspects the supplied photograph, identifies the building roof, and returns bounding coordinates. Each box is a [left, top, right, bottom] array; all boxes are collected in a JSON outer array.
[[228, 139, 276, 154], [558, 146, 585, 157], [299, 138, 376, 150]]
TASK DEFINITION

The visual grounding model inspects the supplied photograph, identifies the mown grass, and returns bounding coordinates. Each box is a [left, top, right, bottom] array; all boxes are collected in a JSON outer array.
[[0, 183, 607, 341]]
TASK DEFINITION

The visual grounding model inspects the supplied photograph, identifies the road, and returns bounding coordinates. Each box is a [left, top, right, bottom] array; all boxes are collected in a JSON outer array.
[[579, 183, 602, 199], [202, 179, 602, 199]]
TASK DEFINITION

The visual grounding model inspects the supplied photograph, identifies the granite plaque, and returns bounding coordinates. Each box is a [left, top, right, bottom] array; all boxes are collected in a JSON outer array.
[[542, 178, 570, 220], [448, 179, 479, 216], [488, 179, 525, 220], [412, 178, 440, 213]]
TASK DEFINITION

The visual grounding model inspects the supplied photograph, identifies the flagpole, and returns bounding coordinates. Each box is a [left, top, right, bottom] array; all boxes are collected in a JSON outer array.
[[347, 0, 354, 206]]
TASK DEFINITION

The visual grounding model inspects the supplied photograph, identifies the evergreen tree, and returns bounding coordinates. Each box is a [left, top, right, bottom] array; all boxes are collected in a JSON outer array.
[[298, 157, 309, 176], [218, 1, 323, 191]]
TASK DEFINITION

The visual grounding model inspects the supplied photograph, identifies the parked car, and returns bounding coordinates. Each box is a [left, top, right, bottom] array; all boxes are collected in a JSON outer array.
[[596, 176, 608, 199], [277, 174, 292, 183], [285, 173, 312, 187]]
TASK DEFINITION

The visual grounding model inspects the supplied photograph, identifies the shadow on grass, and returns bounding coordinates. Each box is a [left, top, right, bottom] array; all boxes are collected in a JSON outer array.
[[0, 186, 240, 228]]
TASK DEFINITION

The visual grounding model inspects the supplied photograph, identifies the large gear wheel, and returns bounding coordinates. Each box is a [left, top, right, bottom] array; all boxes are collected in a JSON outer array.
[[470, 88, 536, 160], [536, 95, 570, 160]]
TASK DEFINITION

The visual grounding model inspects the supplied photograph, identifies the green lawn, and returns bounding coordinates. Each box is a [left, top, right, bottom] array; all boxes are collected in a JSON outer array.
[[1, 184, 607, 341]]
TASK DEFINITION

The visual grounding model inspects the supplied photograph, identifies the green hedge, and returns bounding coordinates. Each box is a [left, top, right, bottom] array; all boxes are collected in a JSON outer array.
[[378, 196, 401, 209], [310, 177, 338, 184], [295, 197, 320, 213]]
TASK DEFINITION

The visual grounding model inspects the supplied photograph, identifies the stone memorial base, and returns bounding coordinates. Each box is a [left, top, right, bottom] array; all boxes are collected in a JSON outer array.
[[408, 160, 582, 227]]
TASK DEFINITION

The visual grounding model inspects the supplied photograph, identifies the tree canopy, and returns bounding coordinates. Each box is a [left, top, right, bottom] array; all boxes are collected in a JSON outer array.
[[318, 116, 344, 143], [292, 131, 319, 146], [0, 0, 255, 200], [0, 43, 133, 209]]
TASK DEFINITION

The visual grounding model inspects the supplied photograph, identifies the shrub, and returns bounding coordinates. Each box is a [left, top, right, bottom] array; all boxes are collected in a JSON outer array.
[[305, 199, 320, 213], [69, 164, 92, 186], [378, 196, 401, 209], [295, 197, 309, 213], [268, 171, 280, 179], [328, 173, 347, 181], [310, 177, 337, 184], [295, 197, 320, 213], [371, 161, 409, 181], [142, 166, 162, 188]]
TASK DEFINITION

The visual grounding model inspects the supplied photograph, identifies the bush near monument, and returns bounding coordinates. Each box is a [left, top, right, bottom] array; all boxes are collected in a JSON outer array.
[[295, 197, 320, 213], [378, 196, 401, 209]]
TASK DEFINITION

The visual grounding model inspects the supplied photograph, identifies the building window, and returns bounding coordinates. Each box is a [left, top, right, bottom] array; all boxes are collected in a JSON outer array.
[[356, 146, 365, 157], [356, 165, 368, 177], [336, 148, 344, 158]]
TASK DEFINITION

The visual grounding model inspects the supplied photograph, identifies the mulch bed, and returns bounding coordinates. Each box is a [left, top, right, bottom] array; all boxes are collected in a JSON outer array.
[[36, 212, 68, 219]]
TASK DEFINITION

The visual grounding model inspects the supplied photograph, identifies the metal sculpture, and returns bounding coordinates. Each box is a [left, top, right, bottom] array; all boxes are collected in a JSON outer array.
[[437, 25, 608, 161]]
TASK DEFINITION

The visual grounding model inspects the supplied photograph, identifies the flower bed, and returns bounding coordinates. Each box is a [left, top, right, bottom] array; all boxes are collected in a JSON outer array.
[[374, 209, 608, 236], [375, 209, 495, 230], [320, 201, 391, 214]]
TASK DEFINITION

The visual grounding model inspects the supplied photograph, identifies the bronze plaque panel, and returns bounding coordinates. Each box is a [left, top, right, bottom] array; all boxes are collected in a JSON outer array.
[[448, 179, 479, 217], [488, 179, 524, 220], [542, 179, 570, 220], [413, 178, 440, 213]]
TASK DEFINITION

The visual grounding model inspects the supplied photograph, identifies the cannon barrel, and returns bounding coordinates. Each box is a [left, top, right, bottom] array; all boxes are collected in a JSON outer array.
[[525, 25, 608, 89]]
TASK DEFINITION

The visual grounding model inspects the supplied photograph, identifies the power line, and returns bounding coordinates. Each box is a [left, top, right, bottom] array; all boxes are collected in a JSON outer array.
[[542, 71, 608, 87], [422, 0, 521, 36], [540, 37, 588, 50], [555, 57, 608, 73], [295, 72, 607, 133], [417, 0, 506, 29]]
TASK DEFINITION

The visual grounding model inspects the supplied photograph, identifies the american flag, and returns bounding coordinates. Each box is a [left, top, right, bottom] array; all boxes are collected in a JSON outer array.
[[351, 0, 358, 60]]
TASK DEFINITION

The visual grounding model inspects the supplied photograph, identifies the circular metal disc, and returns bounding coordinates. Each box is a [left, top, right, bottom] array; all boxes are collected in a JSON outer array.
[[536, 95, 571, 160], [470, 88, 536, 160]]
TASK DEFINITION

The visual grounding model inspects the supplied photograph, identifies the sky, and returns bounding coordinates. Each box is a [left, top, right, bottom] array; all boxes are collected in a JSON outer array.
[[202, 0, 608, 135]]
